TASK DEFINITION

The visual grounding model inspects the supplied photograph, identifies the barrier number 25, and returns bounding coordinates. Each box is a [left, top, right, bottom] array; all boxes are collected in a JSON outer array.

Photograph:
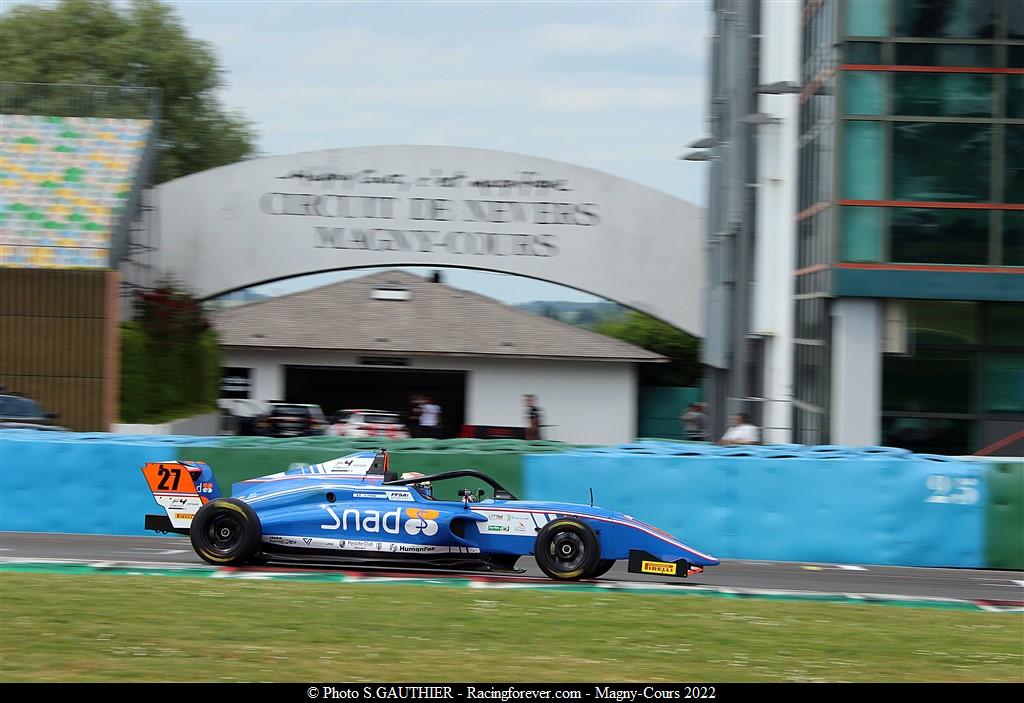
[[925, 475, 979, 505]]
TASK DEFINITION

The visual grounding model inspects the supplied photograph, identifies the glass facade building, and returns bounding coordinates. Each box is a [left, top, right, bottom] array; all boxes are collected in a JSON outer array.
[[793, 0, 1023, 454]]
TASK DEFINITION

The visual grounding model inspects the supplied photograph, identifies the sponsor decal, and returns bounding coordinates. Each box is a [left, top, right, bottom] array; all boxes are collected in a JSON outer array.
[[353, 492, 387, 499], [385, 490, 414, 502], [318, 506, 439, 537], [195, 482, 215, 494], [388, 543, 441, 553], [302, 538, 313, 545], [174, 513, 195, 520], [641, 560, 677, 576], [474, 510, 537, 536], [404, 508, 439, 536], [266, 536, 300, 546], [338, 539, 380, 552]]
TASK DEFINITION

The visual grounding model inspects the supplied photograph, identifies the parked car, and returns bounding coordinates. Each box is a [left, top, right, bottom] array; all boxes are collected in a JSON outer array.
[[253, 402, 327, 437], [218, 398, 270, 435], [330, 409, 410, 438], [0, 390, 67, 431], [142, 449, 719, 580]]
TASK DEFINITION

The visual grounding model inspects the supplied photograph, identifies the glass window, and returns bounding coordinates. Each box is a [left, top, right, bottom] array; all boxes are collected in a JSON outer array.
[[895, 43, 994, 67], [985, 303, 1024, 347], [882, 416, 972, 455], [890, 208, 989, 264], [1010, 0, 1024, 40], [1004, 212, 1024, 265], [1005, 125, 1024, 203], [842, 120, 885, 199], [841, 206, 884, 261], [983, 354, 1024, 413], [846, 0, 888, 37], [907, 300, 979, 346], [845, 72, 886, 115], [892, 123, 992, 202], [893, 0, 995, 38], [883, 350, 973, 413], [1008, 76, 1024, 119], [1010, 46, 1024, 68], [893, 74, 993, 117], [845, 41, 882, 64]]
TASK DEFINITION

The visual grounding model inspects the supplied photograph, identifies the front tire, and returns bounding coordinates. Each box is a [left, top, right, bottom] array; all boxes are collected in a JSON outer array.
[[190, 498, 261, 566], [534, 519, 600, 581]]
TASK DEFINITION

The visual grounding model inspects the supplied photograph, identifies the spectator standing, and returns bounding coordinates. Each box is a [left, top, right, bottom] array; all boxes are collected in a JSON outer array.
[[680, 402, 708, 441], [718, 413, 760, 446], [409, 395, 424, 438], [419, 397, 442, 438], [523, 394, 543, 440]]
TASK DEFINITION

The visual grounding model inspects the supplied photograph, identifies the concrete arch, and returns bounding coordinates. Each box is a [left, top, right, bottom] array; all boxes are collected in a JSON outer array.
[[149, 145, 705, 334]]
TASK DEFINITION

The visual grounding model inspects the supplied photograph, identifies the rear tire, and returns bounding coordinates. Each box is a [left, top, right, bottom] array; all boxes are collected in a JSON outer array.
[[534, 519, 600, 581], [190, 498, 261, 566], [588, 559, 616, 579]]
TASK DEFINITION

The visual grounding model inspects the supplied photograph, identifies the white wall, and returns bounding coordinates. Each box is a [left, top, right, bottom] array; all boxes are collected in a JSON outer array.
[[752, 0, 800, 443], [830, 299, 882, 446], [222, 348, 637, 445]]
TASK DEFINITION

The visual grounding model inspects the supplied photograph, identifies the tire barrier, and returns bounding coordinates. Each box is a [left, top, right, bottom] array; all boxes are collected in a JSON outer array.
[[0, 433, 1013, 568], [983, 459, 1024, 570], [521, 452, 989, 568]]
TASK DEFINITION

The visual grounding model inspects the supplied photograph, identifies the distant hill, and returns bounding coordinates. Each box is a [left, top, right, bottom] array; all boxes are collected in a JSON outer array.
[[517, 300, 627, 326]]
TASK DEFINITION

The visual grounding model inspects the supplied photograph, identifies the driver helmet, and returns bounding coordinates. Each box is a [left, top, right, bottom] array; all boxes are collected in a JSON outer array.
[[400, 471, 433, 499]]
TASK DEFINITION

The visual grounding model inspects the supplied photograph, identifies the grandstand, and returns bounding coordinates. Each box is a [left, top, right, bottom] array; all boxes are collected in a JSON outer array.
[[0, 83, 159, 431], [0, 114, 153, 268]]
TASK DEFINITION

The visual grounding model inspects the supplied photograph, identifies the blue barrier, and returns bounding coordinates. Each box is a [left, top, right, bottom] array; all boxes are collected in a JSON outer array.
[[522, 453, 987, 568], [0, 436, 179, 536]]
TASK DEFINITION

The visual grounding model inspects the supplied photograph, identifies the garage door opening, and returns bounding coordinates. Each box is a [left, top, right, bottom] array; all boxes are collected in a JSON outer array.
[[284, 365, 466, 438]]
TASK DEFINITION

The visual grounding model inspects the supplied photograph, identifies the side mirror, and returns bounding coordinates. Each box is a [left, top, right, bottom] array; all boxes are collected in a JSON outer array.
[[477, 489, 486, 501], [457, 488, 473, 507]]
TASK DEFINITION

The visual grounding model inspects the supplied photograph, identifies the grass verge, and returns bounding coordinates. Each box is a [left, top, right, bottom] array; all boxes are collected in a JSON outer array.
[[1, 572, 1021, 682]]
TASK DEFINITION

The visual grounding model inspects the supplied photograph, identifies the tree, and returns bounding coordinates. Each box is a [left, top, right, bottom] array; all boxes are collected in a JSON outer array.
[[0, 0, 257, 182], [595, 311, 701, 387]]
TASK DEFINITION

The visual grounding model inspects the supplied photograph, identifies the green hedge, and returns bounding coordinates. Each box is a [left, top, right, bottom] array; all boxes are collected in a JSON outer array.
[[119, 323, 221, 423]]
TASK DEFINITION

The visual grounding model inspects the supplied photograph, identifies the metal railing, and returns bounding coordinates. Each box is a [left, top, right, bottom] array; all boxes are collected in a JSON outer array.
[[0, 81, 160, 120]]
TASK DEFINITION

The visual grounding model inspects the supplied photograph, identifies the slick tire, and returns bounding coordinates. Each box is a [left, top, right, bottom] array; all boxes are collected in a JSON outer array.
[[534, 518, 601, 581], [587, 559, 616, 579], [190, 498, 262, 566]]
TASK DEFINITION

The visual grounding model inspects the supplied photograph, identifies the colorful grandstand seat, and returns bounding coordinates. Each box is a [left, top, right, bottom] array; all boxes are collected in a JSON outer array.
[[0, 114, 152, 268]]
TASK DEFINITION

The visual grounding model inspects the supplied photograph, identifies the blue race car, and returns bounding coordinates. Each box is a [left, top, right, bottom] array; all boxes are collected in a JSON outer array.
[[142, 450, 718, 581]]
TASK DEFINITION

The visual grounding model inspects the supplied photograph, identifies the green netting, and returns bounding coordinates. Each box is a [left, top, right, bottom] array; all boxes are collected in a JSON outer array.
[[985, 460, 1024, 569]]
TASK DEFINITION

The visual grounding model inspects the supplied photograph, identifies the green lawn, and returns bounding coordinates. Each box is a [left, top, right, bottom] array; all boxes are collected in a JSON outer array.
[[1, 572, 1021, 682]]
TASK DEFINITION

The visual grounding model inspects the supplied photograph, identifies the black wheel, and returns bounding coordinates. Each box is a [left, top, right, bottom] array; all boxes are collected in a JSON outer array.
[[587, 559, 616, 579], [190, 498, 261, 566], [534, 518, 601, 581]]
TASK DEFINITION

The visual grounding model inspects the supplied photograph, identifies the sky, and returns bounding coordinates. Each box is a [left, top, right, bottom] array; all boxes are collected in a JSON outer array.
[[5, 0, 713, 303]]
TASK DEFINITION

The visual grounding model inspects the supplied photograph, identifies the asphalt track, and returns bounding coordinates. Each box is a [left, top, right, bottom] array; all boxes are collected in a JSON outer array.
[[2, 531, 1022, 605]]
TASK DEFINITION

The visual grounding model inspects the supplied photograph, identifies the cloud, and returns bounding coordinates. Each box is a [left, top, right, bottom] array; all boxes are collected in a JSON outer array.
[[167, 0, 711, 201]]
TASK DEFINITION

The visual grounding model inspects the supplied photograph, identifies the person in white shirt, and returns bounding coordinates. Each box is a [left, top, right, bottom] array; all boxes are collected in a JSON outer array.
[[718, 413, 760, 445], [418, 397, 442, 438]]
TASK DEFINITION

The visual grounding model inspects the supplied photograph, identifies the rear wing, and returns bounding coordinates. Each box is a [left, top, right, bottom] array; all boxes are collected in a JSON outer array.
[[142, 461, 222, 534]]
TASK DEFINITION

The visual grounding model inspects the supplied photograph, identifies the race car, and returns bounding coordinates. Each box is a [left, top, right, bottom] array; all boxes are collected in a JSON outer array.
[[142, 450, 718, 581]]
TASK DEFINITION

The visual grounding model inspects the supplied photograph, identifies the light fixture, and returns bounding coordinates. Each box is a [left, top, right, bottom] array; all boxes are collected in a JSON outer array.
[[756, 81, 802, 94], [742, 112, 782, 125], [687, 137, 715, 149], [679, 151, 713, 161]]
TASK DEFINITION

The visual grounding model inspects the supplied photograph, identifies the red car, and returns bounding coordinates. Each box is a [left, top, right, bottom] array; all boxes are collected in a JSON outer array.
[[330, 409, 410, 438]]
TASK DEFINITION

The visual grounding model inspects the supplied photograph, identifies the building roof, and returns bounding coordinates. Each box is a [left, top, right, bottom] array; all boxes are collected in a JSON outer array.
[[213, 270, 666, 363]]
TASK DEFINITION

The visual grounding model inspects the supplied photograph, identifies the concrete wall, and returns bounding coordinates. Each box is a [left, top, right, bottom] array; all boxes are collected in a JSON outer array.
[[831, 299, 883, 445], [223, 348, 637, 445]]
